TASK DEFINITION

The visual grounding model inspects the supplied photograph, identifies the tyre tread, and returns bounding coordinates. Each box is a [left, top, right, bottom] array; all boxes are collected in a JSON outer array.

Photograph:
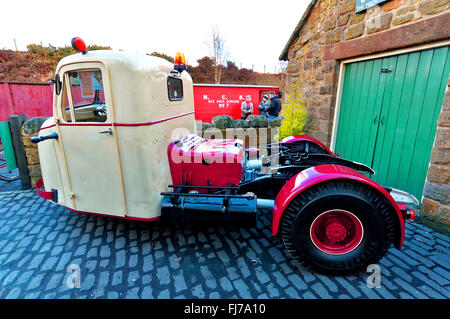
[[281, 181, 396, 275]]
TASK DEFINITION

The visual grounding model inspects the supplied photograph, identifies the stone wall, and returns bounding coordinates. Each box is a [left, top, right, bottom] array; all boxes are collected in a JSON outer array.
[[20, 117, 48, 186], [284, 0, 450, 145], [421, 78, 450, 235]]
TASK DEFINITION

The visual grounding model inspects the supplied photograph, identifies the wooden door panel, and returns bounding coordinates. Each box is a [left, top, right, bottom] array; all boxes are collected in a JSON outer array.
[[335, 46, 450, 201]]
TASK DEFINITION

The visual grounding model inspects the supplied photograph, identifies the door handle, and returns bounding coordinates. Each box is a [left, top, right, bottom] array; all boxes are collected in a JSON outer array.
[[381, 116, 385, 126], [99, 128, 113, 135], [374, 115, 378, 124], [31, 132, 58, 144]]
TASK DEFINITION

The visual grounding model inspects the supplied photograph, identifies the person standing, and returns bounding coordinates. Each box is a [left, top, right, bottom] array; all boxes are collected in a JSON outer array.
[[241, 95, 253, 120], [258, 95, 270, 117], [267, 91, 282, 119]]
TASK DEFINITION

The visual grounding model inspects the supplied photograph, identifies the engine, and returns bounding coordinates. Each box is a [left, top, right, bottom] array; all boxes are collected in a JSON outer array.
[[167, 134, 246, 188]]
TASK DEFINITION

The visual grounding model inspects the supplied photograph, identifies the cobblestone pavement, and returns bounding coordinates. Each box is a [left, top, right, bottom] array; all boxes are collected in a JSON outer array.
[[0, 190, 449, 299], [0, 165, 21, 193]]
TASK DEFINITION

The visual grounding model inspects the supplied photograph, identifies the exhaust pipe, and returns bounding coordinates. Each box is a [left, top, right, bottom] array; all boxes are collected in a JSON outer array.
[[257, 199, 275, 209]]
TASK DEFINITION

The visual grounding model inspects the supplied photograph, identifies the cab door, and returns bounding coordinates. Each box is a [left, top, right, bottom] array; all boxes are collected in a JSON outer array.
[[56, 63, 125, 216]]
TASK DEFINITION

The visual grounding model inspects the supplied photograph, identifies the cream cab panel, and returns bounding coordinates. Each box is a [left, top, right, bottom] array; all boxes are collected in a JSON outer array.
[[38, 117, 66, 206], [55, 63, 125, 216], [118, 114, 195, 219]]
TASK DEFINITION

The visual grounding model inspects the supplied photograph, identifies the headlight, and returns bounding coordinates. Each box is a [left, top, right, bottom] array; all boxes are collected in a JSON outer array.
[[388, 188, 419, 205]]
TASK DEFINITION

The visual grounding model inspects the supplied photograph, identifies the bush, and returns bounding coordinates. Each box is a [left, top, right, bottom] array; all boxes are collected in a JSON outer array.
[[268, 117, 283, 127], [195, 121, 214, 132], [246, 115, 268, 128], [211, 115, 235, 129], [23, 117, 50, 134], [234, 119, 250, 128], [201, 122, 214, 131], [276, 82, 308, 141]]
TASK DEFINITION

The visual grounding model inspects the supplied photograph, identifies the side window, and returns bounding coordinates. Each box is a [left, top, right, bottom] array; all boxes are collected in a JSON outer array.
[[167, 76, 183, 101], [61, 83, 72, 122], [67, 69, 107, 122]]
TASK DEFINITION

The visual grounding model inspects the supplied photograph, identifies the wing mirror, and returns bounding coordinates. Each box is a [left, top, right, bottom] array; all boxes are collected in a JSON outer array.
[[50, 74, 62, 95]]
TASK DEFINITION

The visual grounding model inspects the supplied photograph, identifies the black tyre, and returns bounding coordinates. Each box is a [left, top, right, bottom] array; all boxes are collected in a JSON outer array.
[[281, 181, 396, 275]]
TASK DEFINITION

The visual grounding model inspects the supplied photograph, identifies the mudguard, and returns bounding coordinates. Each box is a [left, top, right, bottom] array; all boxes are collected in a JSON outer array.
[[272, 164, 405, 249], [280, 135, 336, 156]]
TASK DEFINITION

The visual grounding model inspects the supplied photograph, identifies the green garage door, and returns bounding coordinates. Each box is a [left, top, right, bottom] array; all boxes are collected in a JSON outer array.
[[335, 46, 450, 202]]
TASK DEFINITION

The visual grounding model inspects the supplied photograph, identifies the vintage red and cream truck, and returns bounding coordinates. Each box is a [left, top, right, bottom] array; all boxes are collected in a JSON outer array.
[[32, 38, 418, 274]]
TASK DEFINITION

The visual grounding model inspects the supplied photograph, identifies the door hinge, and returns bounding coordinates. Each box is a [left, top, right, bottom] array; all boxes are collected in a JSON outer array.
[[381, 68, 392, 73]]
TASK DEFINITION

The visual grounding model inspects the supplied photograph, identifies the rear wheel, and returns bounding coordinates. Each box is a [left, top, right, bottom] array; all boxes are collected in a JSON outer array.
[[281, 181, 396, 275]]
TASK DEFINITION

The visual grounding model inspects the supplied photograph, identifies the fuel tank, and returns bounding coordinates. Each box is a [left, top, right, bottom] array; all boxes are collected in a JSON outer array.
[[167, 134, 245, 188], [161, 195, 257, 227]]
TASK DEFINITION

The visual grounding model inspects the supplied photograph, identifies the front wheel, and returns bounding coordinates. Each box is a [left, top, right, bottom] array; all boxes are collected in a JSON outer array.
[[281, 181, 396, 275]]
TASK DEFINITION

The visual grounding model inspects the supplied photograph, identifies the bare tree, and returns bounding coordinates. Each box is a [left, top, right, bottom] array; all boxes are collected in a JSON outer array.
[[205, 26, 228, 84]]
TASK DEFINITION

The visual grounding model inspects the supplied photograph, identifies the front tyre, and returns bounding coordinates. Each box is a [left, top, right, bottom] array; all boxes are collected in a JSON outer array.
[[281, 181, 396, 275]]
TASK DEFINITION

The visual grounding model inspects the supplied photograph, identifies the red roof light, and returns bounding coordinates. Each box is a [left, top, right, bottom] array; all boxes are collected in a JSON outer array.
[[71, 37, 87, 54]]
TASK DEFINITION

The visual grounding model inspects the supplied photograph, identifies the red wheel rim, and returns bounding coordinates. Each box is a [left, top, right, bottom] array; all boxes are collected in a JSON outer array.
[[310, 209, 364, 255]]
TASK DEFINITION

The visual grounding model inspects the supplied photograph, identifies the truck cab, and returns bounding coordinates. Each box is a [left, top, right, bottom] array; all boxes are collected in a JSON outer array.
[[37, 49, 195, 220]]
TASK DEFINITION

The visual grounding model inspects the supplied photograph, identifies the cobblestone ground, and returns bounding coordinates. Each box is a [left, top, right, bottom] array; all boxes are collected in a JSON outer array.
[[0, 190, 449, 299], [0, 165, 21, 193]]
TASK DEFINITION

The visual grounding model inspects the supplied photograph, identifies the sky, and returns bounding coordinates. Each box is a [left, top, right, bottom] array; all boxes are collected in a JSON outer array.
[[1, 0, 309, 73]]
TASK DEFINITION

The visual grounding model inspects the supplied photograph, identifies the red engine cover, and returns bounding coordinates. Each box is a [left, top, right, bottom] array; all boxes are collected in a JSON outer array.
[[167, 134, 245, 188]]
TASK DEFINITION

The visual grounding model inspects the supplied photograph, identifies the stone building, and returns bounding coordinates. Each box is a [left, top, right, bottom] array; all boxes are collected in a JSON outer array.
[[280, 0, 449, 233]]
